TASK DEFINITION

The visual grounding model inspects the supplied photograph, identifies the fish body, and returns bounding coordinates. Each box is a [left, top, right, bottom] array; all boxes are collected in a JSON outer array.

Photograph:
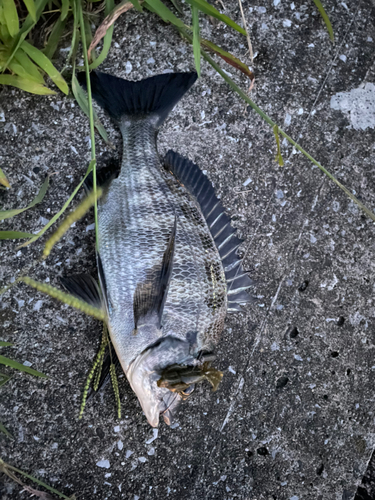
[[73, 71, 252, 426]]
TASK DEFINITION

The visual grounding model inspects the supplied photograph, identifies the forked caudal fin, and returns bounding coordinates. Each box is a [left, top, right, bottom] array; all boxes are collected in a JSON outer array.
[[77, 71, 197, 127]]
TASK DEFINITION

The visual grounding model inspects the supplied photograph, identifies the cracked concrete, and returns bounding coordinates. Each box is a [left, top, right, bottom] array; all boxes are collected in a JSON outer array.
[[1, 1, 375, 499]]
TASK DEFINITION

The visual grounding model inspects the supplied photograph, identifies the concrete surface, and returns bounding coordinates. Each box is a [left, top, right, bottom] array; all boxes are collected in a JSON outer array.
[[1, 1, 375, 499]]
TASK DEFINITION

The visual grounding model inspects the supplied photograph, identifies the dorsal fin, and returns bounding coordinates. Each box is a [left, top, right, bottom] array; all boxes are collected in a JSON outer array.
[[164, 151, 253, 312]]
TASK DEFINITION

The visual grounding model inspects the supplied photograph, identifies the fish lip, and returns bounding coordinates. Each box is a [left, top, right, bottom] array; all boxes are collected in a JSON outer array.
[[161, 392, 179, 426]]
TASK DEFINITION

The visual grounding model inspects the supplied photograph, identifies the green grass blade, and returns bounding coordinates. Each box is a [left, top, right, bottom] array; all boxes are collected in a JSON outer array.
[[78, 0, 99, 247], [169, 0, 183, 14], [129, 0, 143, 12], [273, 125, 284, 166], [0, 5, 6, 25], [14, 49, 44, 83], [0, 460, 73, 499], [0, 342, 13, 347], [201, 38, 253, 79], [71, 75, 109, 143], [143, 0, 185, 28], [61, 0, 70, 20], [192, 5, 200, 77], [3, 0, 19, 37], [21, 41, 69, 94], [0, 167, 10, 188], [0, 74, 55, 94], [84, 17, 95, 60], [43, 187, 103, 258], [184, 0, 246, 36], [0, 176, 49, 221], [0, 355, 47, 377], [21, 277, 106, 321], [23, 0, 37, 22], [0, 24, 11, 43], [8, 58, 43, 83], [313, 0, 334, 42], [43, 16, 67, 60], [0, 421, 12, 438], [0, 231, 35, 240], [88, 0, 115, 70], [1, 0, 49, 72], [18, 162, 94, 248], [0, 372, 11, 387]]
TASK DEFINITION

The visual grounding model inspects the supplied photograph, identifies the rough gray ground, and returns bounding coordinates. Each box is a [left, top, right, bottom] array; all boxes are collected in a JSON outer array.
[[1, 1, 375, 499]]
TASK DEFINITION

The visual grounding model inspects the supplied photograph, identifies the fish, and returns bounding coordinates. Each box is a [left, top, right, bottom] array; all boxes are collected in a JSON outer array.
[[63, 70, 253, 427]]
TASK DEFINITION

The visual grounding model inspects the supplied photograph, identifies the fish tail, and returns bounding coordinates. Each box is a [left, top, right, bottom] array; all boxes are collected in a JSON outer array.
[[77, 71, 197, 127]]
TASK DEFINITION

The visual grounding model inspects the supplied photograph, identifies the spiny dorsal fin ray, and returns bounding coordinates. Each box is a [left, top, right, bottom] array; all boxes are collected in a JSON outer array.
[[164, 151, 253, 311], [133, 217, 177, 329], [60, 274, 103, 309]]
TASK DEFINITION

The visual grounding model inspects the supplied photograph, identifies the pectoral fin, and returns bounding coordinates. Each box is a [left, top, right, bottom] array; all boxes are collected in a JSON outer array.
[[133, 217, 177, 329]]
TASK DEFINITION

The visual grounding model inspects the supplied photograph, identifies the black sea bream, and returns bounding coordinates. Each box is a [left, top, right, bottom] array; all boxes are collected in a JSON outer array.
[[68, 71, 252, 427]]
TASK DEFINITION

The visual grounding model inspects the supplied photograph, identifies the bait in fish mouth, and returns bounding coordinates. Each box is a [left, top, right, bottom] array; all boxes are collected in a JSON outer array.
[[61, 70, 253, 427]]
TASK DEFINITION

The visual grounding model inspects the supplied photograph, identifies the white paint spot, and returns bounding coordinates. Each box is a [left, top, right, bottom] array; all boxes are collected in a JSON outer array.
[[0, 110, 5, 122], [33, 300, 43, 311], [145, 428, 158, 444], [368, 37, 373, 42], [38, 216, 50, 226], [271, 342, 280, 351], [86, 223, 95, 232], [147, 447, 155, 456], [147, 57, 155, 64], [228, 366, 236, 374], [256, 6, 266, 13], [23, 361, 32, 367], [330, 82, 375, 130], [294, 355, 303, 361], [125, 450, 134, 459], [298, 108, 304, 115], [113, 425, 120, 433], [276, 189, 284, 199], [117, 440, 123, 451], [310, 234, 317, 243], [308, 43, 315, 48], [243, 177, 252, 186], [273, 0, 280, 6], [125, 61, 133, 74], [96, 459, 110, 469], [284, 113, 292, 126], [138, 456, 147, 463], [290, 496, 299, 500], [261, 23, 268, 30], [283, 19, 292, 27], [70, 146, 78, 154]]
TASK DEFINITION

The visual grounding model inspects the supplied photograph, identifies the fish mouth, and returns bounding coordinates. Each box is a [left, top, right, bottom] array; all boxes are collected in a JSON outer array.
[[161, 385, 195, 426]]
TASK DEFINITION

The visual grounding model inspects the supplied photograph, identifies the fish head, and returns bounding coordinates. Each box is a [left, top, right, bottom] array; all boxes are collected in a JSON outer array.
[[126, 336, 196, 427]]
